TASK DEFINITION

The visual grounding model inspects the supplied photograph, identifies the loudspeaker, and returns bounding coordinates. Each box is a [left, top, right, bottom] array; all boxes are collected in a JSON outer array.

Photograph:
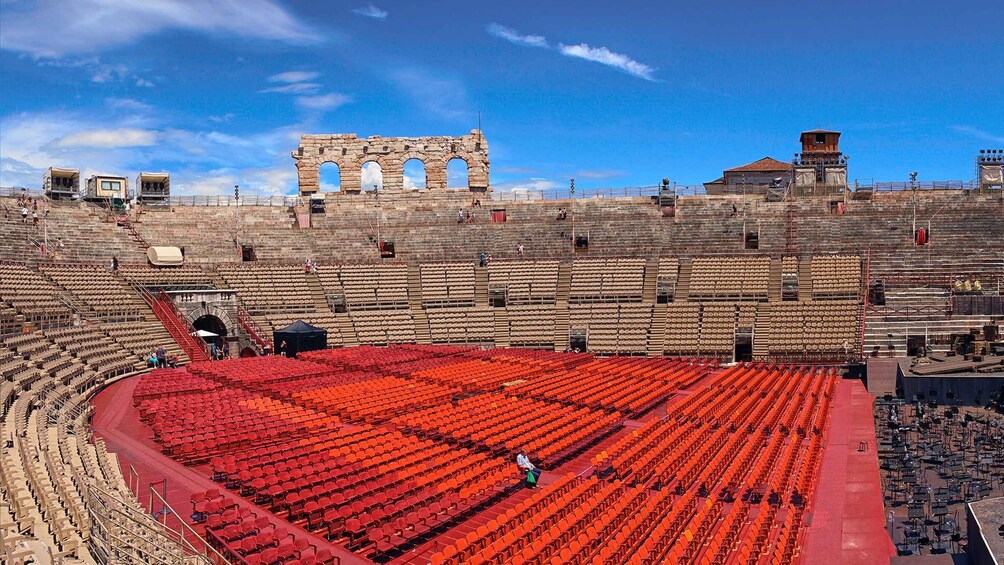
[[985, 324, 999, 341]]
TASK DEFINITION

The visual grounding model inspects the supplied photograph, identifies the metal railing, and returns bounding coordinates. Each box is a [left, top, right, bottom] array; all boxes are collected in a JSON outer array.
[[151, 195, 302, 207]]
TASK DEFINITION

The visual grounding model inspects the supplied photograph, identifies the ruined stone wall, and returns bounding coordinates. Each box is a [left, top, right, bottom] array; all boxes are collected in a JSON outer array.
[[292, 130, 489, 195]]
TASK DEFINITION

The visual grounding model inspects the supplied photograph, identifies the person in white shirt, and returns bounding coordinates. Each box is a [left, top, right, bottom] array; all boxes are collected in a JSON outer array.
[[516, 448, 540, 488]]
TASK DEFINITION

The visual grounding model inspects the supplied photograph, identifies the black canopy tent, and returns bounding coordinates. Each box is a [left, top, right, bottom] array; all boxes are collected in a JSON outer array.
[[272, 320, 327, 357]]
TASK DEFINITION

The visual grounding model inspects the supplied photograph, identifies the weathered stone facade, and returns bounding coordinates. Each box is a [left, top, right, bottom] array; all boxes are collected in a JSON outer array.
[[292, 130, 490, 195]]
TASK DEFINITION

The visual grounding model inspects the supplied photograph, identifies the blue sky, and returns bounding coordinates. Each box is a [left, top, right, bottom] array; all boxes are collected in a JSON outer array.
[[1, 0, 1002, 195]]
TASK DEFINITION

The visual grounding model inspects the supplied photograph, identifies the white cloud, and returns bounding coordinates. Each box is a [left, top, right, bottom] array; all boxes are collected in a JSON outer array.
[[106, 98, 152, 112], [486, 24, 548, 48], [558, 43, 657, 81], [0, 110, 310, 196], [295, 93, 351, 111], [91, 64, 129, 84], [261, 82, 322, 94], [951, 125, 1004, 145], [135, 78, 154, 88], [209, 113, 236, 123], [0, 0, 319, 58], [493, 177, 563, 192], [361, 162, 383, 191], [351, 4, 388, 19], [53, 128, 159, 149], [267, 71, 321, 84], [388, 68, 470, 121], [574, 169, 625, 180]]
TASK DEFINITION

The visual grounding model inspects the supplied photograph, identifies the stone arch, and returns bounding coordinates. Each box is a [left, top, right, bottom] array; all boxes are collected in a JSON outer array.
[[193, 314, 228, 338], [403, 158, 427, 190], [319, 161, 342, 192], [293, 130, 490, 195], [360, 160, 384, 192], [447, 156, 470, 189]]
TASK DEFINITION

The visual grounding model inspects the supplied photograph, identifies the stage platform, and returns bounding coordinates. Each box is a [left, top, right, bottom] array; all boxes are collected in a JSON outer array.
[[801, 378, 897, 564]]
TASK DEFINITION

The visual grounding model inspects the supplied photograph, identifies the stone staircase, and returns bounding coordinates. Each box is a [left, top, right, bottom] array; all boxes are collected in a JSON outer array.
[[768, 258, 782, 302], [797, 260, 812, 300], [863, 287, 992, 357], [493, 308, 510, 347], [648, 303, 667, 356], [752, 304, 772, 358], [674, 260, 691, 301], [304, 272, 329, 311], [407, 265, 432, 344], [334, 314, 358, 347], [554, 263, 571, 350], [642, 258, 659, 303], [474, 267, 488, 307]]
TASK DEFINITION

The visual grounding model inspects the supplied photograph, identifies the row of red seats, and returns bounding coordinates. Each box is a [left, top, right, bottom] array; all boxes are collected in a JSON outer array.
[[390, 392, 622, 464], [465, 346, 593, 369], [574, 356, 716, 384], [188, 356, 336, 388], [407, 359, 542, 391], [192, 488, 336, 565], [132, 369, 221, 402], [299, 345, 442, 371], [292, 376, 459, 423], [139, 388, 337, 462], [510, 370, 682, 414]]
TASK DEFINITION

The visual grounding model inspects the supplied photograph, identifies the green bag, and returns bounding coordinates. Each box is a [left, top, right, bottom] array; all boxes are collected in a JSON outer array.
[[526, 469, 538, 485]]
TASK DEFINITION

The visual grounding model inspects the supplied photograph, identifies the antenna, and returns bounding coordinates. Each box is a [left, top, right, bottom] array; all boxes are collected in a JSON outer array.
[[477, 111, 482, 133]]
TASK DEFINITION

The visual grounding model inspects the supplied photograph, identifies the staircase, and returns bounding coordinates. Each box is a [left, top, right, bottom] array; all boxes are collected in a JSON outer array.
[[648, 303, 667, 356], [142, 289, 210, 362], [474, 267, 489, 307], [494, 308, 510, 348], [115, 215, 151, 251], [642, 258, 659, 303], [768, 258, 782, 302], [797, 261, 812, 301], [235, 301, 269, 349], [335, 314, 358, 347], [304, 272, 330, 311], [784, 200, 799, 255], [555, 262, 571, 350], [674, 260, 692, 302], [752, 304, 772, 359], [407, 265, 432, 344]]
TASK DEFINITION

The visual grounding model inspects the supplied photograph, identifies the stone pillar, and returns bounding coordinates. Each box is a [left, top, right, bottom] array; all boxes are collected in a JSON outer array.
[[297, 160, 319, 194], [426, 159, 448, 190], [383, 160, 404, 192], [341, 162, 362, 194]]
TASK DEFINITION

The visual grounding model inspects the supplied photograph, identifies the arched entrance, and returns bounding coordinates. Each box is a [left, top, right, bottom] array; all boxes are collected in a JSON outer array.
[[193, 314, 228, 338]]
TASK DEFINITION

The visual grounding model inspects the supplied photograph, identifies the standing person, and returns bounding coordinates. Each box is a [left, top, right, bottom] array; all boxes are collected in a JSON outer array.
[[111, 256, 119, 272], [21, 206, 29, 224], [222, 341, 230, 360], [479, 252, 487, 268], [31, 210, 38, 226], [210, 341, 218, 361], [457, 209, 465, 223], [516, 448, 541, 488], [279, 340, 288, 357], [517, 243, 525, 256], [155, 345, 167, 369]]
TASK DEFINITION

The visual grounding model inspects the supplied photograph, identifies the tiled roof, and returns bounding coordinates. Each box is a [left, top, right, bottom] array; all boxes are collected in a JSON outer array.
[[724, 157, 793, 173]]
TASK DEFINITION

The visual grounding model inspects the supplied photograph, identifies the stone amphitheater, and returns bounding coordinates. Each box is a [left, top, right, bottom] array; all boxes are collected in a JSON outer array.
[[1, 132, 1003, 564]]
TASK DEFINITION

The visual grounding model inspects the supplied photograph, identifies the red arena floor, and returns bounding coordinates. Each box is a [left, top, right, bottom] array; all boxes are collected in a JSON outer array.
[[89, 346, 892, 564]]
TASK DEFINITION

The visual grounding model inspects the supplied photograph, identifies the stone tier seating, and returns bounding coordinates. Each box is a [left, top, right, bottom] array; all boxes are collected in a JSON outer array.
[[569, 258, 646, 302], [487, 260, 559, 304], [661, 302, 756, 359], [321, 264, 410, 310], [1, 330, 191, 563], [42, 265, 149, 321], [0, 264, 73, 324], [419, 263, 476, 307], [689, 256, 771, 301], [349, 310, 417, 345], [120, 266, 216, 289], [768, 301, 860, 358], [0, 197, 147, 265], [506, 306, 556, 347], [569, 304, 651, 354], [217, 265, 314, 314], [810, 255, 861, 299], [426, 308, 495, 344]]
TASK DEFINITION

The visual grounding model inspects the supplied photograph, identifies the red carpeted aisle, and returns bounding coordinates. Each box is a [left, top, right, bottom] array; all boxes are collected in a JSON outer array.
[[801, 379, 896, 564]]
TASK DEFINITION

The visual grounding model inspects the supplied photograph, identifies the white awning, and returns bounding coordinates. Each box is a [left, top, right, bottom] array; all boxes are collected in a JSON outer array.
[[146, 246, 184, 266], [193, 329, 218, 337]]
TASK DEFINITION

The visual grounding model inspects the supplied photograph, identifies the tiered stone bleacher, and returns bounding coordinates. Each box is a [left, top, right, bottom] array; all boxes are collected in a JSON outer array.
[[419, 263, 476, 307], [426, 308, 495, 344], [0, 263, 73, 326], [811, 254, 861, 299], [689, 256, 770, 300], [569, 304, 651, 354], [569, 258, 646, 303], [488, 260, 559, 304]]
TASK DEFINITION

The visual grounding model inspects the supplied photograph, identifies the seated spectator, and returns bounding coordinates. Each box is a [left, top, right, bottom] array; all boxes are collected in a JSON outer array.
[[974, 279, 983, 292], [148, 352, 158, 368], [168, 355, 180, 368], [516, 448, 541, 489]]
